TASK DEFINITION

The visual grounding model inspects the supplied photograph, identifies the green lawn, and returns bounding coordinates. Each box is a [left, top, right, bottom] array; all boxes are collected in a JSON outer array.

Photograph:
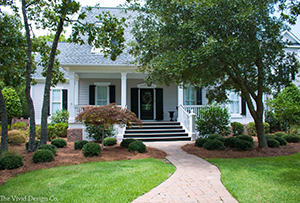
[[208, 153, 300, 203], [0, 158, 175, 203]]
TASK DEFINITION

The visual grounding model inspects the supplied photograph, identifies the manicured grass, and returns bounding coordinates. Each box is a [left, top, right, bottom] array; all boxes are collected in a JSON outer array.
[[0, 158, 175, 203], [208, 153, 300, 203]]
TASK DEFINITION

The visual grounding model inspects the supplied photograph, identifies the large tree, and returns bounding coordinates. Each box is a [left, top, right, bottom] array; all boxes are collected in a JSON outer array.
[[21, 0, 126, 145], [0, 9, 26, 153], [128, 0, 300, 147]]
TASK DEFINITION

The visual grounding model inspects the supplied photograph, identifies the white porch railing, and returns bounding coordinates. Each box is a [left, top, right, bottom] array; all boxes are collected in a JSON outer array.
[[178, 104, 196, 140], [183, 105, 207, 118]]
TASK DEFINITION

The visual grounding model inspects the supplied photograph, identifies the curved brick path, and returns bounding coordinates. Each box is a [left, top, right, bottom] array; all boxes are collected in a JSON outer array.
[[132, 141, 238, 203]]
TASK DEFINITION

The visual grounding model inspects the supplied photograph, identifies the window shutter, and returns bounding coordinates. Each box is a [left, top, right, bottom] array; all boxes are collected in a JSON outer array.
[[109, 85, 116, 103], [155, 88, 164, 120], [89, 85, 96, 105], [196, 87, 202, 105], [62, 89, 68, 110], [241, 97, 246, 116], [131, 88, 139, 117]]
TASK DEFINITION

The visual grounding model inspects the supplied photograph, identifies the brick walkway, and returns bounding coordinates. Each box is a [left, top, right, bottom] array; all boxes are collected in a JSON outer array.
[[132, 141, 238, 203]]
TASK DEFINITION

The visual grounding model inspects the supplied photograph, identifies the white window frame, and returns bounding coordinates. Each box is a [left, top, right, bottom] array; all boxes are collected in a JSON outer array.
[[227, 91, 243, 118], [50, 89, 63, 115], [183, 86, 196, 105], [94, 82, 111, 106]]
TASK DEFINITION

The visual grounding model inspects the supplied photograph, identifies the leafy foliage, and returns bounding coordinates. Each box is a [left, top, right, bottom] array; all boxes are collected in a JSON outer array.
[[196, 104, 230, 136], [0, 151, 23, 170], [267, 139, 280, 148], [246, 122, 270, 136], [283, 134, 300, 143], [25, 140, 40, 151], [195, 137, 208, 147], [2, 87, 22, 121], [203, 140, 226, 151], [12, 122, 27, 131], [274, 136, 287, 146], [234, 139, 254, 151], [207, 134, 225, 143], [51, 139, 67, 148], [224, 137, 237, 148], [103, 137, 117, 146], [38, 144, 58, 155], [50, 110, 69, 124], [82, 143, 101, 157], [121, 139, 138, 148], [128, 141, 146, 153], [32, 149, 54, 163], [7, 130, 27, 145], [236, 134, 254, 144], [53, 123, 68, 138], [85, 124, 115, 142], [231, 122, 244, 136], [74, 140, 89, 150]]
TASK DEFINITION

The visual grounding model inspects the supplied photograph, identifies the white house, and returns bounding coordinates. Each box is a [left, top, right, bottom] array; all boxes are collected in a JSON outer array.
[[31, 7, 300, 142]]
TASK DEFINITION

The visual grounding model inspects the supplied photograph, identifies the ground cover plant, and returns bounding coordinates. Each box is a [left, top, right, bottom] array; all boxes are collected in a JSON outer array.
[[0, 159, 175, 203], [208, 153, 300, 203]]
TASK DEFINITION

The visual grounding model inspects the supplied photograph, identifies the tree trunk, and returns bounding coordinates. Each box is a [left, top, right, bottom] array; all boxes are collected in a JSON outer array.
[[254, 115, 268, 148], [0, 88, 8, 153], [22, 0, 37, 152], [101, 130, 105, 150], [40, 17, 65, 145]]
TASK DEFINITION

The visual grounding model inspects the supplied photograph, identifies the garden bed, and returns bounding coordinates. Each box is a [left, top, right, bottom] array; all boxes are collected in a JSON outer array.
[[182, 136, 300, 159], [0, 141, 167, 185]]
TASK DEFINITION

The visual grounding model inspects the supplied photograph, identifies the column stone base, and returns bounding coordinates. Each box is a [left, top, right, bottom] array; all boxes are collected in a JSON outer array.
[[67, 128, 83, 142]]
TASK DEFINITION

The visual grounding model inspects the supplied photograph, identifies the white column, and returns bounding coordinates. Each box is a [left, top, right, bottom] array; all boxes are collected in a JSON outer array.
[[189, 110, 196, 140], [75, 76, 79, 105], [121, 72, 127, 108], [177, 86, 184, 121], [69, 71, 75, 123]]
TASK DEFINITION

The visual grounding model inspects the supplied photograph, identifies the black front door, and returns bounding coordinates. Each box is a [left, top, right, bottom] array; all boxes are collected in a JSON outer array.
[[140, 89, 154, 120]]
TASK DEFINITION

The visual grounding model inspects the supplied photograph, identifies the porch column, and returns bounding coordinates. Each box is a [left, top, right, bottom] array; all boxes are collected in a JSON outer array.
[[75, 76, 79, 105], [121, 72, 127, 108], [69, 71, 76, 123], [177, 86, 184, 121]]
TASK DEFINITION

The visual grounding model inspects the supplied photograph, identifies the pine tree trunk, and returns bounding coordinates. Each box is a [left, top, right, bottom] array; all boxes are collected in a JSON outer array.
[[40, 17, 65, 145], [22, 0, 37, 152], [0, 88, 8, 153]]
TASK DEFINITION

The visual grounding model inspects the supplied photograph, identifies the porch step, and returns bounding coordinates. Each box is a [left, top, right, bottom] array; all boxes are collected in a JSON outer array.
[[123, 121, 190, 142]]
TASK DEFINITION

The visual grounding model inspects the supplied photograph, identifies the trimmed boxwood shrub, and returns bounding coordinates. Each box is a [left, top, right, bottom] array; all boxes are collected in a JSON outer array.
[[121, 139, 137, 148], [203, 140, 226, 151], [74, 140, 89, 150], [103, 137, 117, 146], [274, 136, 287, 146], [82, 143, 101, 157], [32, 149, 54, 163], [224, 137, 237, 148], [128, 141, 146, 153], [283, 134, 300, 143], [12, 122, 27, 130], [274, 132, 286, 137], [51, 139, 67, 148], [25, 140, 40, 150], [195, 137, 208, 147], [8, 130, 27, 145], [231, 122, 244, 136], [267, 139, 280, 148], [0, 152, 23, 170], [54, 123, 68, 138], [234, 139, 253, 151], [208, 134, 225, 142], [236, 134, 254, 144], [38, 144, 58, 155]]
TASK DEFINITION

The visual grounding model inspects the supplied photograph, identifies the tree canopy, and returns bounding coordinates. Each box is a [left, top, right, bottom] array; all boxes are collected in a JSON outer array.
[[128, 0, 300, 147]]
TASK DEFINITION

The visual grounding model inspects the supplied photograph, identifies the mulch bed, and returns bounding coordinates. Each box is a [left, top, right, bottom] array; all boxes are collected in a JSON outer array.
[[0, 142, 167, 185], [182, 137, 300, 159]]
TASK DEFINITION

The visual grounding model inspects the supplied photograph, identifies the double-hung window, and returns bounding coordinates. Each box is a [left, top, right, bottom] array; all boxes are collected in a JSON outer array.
[[228, 92, 240, 115], [95, 82, 110, 106], [183, 86, 196, 105], [50, 89, 68, 115]]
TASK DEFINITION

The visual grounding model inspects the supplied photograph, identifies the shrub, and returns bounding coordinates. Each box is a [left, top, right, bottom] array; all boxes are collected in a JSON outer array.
[[25, 140, 40, 150], [236, 134, 254, 144], [267, 139, 280, 148], [47, 125, 58, 141], [274, 136, 287, 146], [207, 134, 225, 142], [51, 139, 67, 148], [128, 141, 147, 153], [85, 124, 115, 142], [203, 140, 226, 151], [231, 122, 244, 136], [265, 134, 276, 140], [12, 122, 27, 130], [32, 149, 54, 163], [121, 139, 137, 148], [0, 151, 23, 170], [54, 123, 68, 138], [246, 122, 270, 136], [274, 132, 286, 137], [103, 137, 117, 146], [74, 140, 89, 150], [2, 87, 22, 122], [195, 137, 208, 147], [38, 144, 58, 155], [265, 111, 282, 132], [196, 104, 230, 136], [283, 134, 300, 143], [82, 143, 101, 157], [224, 137, 237, 148], [8, 130, 27, 145], [51, 109, 69, 124], [234, 139, 254, 151]]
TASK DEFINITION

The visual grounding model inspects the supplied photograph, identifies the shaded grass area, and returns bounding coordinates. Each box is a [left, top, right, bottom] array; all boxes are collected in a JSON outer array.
[[208, 153, 300, 203], [0, 158, 175, 203]]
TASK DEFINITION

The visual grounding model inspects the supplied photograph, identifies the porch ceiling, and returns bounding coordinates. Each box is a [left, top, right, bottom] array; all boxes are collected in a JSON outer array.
[[76, 72, 148, 79]]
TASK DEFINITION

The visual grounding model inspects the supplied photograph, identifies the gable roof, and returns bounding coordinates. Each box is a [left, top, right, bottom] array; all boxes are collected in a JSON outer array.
[[283, 30, 300, 47]]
